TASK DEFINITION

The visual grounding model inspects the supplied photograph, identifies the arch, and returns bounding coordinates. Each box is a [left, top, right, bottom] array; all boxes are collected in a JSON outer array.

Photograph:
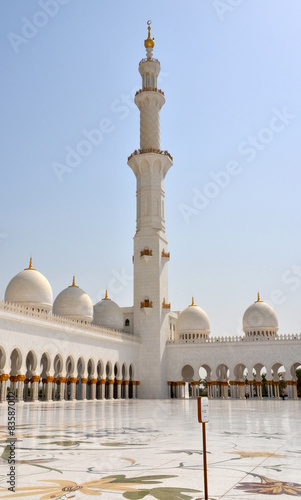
[[290, 362, 301, 379], [121, 363, 128, 399], [10, 347, 23, 375], [122, 363, 128, 380], [54, 354, 63, 376], [66, 355, 75, 376], [88, 358, 95, 378], [114, 362, 120, 378], [105, 361, 112, 399], [26, 350, 38, 377], [216, 364, 229, 381], [125, 319, 130, 327], [113, 362, 120, 399], [234, 363, 247, 381], [106, 361, 112, 378], [129, 363, 134, 399], [40, 352, 51, 379], [181, 364, 194, 382], [0, 345, 6, 373], [77, 356, 85, 377], [198, 365, 211, 397], [97, 360, 104, 378]]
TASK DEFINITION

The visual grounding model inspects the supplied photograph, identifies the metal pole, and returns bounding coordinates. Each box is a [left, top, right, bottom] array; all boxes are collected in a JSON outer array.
[[202, 422, 208, 500]]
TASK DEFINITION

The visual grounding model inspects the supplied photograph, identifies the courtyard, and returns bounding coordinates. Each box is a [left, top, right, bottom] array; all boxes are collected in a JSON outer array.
[[0, 399, 301, 499]]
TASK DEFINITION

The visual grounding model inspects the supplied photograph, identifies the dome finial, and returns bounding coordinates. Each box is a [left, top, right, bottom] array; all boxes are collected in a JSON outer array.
[[256, 292, 262, 302], [144, 20, 155, 53], [25, 256, 36, 271], [69, 275, 78, 288], [191, 296, 195, 306], [105, 289, 108, 300]]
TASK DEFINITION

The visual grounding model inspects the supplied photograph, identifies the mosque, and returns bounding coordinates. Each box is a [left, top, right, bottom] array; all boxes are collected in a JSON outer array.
[[0, 25, 300, 403]]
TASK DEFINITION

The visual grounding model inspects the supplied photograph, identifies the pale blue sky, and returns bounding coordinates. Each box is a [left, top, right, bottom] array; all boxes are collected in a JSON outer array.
[[1, 0, 301, 336]]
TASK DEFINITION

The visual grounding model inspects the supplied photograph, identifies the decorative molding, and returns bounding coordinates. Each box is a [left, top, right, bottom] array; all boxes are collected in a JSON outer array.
[[167, 333, 301, 345]]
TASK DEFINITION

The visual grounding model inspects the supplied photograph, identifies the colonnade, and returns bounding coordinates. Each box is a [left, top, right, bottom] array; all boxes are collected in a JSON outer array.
[[168, 379, 299, 399], [0, 374, 140, 403]]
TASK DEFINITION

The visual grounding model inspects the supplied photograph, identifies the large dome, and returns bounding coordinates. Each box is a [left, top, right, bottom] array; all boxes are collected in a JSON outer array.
[[53, 277, 93, 323], [5, 258, 53, 312], [243, 294, 278, 338], [177, 298, 210, 341], [93, 291, 124, 330]]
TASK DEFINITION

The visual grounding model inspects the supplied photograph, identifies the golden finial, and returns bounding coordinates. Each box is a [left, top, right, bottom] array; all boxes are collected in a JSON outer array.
[[69, 275, 78, 288], [105, 290, 108, 300], [191, 296, 195, 306], [25, 256, 36, 270], [144, 20, 155, 49], [256, 292, 262, 303]]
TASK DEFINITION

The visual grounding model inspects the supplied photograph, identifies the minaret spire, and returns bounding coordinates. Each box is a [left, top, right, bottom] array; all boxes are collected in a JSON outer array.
[[144, 20, 155, 59]]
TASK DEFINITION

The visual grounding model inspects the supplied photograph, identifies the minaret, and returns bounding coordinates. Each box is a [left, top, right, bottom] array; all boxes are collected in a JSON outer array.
[[128, 22, 173, 399]]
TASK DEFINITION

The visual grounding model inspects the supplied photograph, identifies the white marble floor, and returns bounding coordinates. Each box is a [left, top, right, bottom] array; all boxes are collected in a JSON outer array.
[[0, 399, 301, 499]]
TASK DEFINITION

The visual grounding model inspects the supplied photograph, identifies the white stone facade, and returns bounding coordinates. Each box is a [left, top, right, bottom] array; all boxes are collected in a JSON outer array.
[[0, 25, 300, 403]]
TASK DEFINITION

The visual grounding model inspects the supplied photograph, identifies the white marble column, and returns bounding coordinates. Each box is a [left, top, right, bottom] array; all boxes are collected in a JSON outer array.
[[17, 375, 25, 402], [81, 378, 87, 400], [0, 375, 9, 402], [45, 377, 54, 401], [124, 381, 129, 399], [89, 379, 97, 400], [108, 380, 114, 399], [116, 380, 122, 399]]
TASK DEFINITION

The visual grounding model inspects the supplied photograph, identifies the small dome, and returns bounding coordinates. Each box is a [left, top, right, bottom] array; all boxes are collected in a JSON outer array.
[[5, 258, 53, 312], [53, 276, 93, 323], [177, 298, 210, 340], [243, 293, 278, 337], [93, 291, 124, 330]]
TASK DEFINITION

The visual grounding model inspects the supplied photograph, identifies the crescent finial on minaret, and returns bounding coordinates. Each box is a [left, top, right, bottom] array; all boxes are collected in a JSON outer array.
[[144, 20, 155, 55]]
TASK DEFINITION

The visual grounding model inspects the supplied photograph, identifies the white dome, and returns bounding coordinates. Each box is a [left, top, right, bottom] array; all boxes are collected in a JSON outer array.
[[93, 293, 124, 330], [243, 295, 278, 335], [177, 299, 210, 339], [5, 259, 53, 312], [53, 277, 93, 323]]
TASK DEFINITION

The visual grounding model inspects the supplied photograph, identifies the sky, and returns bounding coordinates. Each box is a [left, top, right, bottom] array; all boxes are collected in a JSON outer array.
[[1, 0, 301, 337]]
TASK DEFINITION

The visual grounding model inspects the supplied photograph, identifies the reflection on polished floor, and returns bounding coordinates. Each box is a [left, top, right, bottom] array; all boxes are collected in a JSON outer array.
[[0, 399, 301, 499]]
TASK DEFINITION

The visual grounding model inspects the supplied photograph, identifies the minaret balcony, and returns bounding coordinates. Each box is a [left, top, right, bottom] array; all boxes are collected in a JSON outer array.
[[140, 299, 153, 316], [162, 299, 171, 310], [140, 299, 153, 308], [128, 149, 173, 162], [140, 248, 152, 264], [140, 248, 152, 257], [135, 88, 165, 96], [139, 57, 160, 65], [161, 250, 170, 259]]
